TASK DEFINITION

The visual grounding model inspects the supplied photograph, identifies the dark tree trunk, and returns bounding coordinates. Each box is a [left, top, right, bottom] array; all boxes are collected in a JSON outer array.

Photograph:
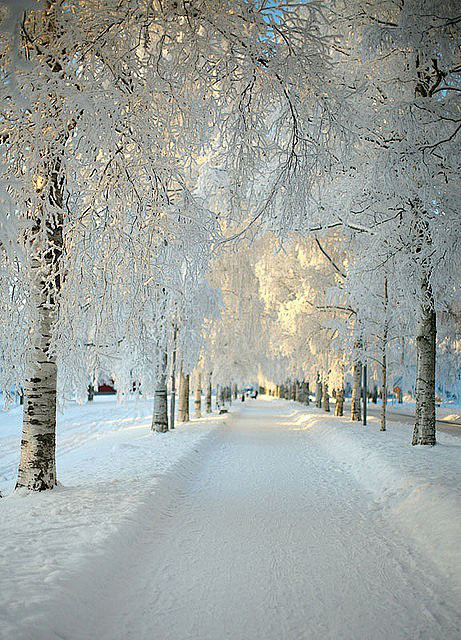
[[205, 372, 212, 413], [87, 384, 94, 402], [322, 382, 330, 412]]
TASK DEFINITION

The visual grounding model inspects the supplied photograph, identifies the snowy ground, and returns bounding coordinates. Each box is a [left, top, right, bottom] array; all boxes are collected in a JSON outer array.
[[0, 396, 225, 639], [1, 397, 460, 639], [363, 397, 461, 424], [386, 401, 461, 424]]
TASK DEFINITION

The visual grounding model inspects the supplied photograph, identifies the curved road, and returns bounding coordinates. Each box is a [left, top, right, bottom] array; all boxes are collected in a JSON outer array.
[[364, 404, 461, 437]]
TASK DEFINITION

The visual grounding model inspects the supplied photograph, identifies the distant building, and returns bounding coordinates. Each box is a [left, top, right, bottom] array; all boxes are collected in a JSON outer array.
[[97, 381, 116, 394]]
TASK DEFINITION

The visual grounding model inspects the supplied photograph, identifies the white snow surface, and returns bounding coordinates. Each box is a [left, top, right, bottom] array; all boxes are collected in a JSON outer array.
[[382, 398, 461, 423], [1, 396, 460, 639]]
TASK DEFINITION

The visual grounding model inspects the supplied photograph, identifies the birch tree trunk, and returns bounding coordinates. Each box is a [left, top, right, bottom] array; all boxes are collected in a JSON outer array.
[[322, 382, 330, 412], [381, 277, 388, 432], [295, 381, 301, 402], [410, 58, 439, 446], [169, 325, 177, 430], [315, 375, 322, 408], [299, 381, 305, 404], [178, 364, 190, 422], [16, 299, 58, 491], [183, 374, 190, 421], [16, 157, 64, 491], [412, 282, 436, 445], [152, 348, 168, 433], [178, 365, 184, 416], [205, 373, 212, 413], [219, 385, 225, 408], [351, 361, 362, 421], [381, 351, 387, 432], [194, 371, 202, 419], [335, 388, 344, 416]]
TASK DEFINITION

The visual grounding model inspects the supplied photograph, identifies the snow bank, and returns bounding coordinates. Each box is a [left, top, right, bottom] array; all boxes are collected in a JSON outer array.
[[278, 400, 461, 598], [375, 398, 461, 423], [0, 397, 224, 640]]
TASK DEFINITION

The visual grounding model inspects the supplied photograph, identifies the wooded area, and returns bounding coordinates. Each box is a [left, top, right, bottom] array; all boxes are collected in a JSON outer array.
[[0, 0, 460, 492]]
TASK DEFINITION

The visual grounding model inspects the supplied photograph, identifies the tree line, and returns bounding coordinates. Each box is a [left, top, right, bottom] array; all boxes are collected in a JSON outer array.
[[0, 1, 459, 492]]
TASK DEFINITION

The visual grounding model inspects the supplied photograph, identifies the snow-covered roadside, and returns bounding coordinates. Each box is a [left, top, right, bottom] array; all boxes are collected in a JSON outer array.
[[334, 396, 461, 424], [392, 402, 461, 423], [278, 398, 461, 597], [0, 397, 224, 640]]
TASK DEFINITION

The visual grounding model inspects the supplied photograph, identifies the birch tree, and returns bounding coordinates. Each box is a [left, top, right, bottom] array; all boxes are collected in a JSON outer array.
[[318, 0, 461, 442]]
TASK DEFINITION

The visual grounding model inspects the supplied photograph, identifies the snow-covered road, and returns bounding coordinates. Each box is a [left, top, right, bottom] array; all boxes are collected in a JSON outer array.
[[59, 400, 459, 640], [2, 398, 460, 640]]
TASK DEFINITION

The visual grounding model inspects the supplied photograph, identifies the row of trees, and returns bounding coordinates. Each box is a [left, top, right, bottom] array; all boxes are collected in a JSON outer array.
[[0, 0, 339, 490], [203, 0, 461, 442], [0, 1, 459, 492]]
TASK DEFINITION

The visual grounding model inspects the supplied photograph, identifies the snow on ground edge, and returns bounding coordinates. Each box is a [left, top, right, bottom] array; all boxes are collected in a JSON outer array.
[[273, 399, 461, 599], [0, 401, 226, 640]]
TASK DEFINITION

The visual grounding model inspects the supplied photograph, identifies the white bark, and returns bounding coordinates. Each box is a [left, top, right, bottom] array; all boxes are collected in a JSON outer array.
[[315, 376, 322, 408], [351, 361, 362, 421], [152, 348, 168, 433], [412, 291, 436, 445], [194, 371, 202, 419], [381, 278, 388, 432], [16, 156, 63, 491], [381, 352, 387, 432], [410, 196, 437, 444], [169, 325, 177, 430], [16, 301, 58, 491]]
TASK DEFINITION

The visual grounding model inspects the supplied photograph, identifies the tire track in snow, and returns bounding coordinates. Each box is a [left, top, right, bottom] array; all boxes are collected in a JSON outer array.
[[101, 402, 459, 640]]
